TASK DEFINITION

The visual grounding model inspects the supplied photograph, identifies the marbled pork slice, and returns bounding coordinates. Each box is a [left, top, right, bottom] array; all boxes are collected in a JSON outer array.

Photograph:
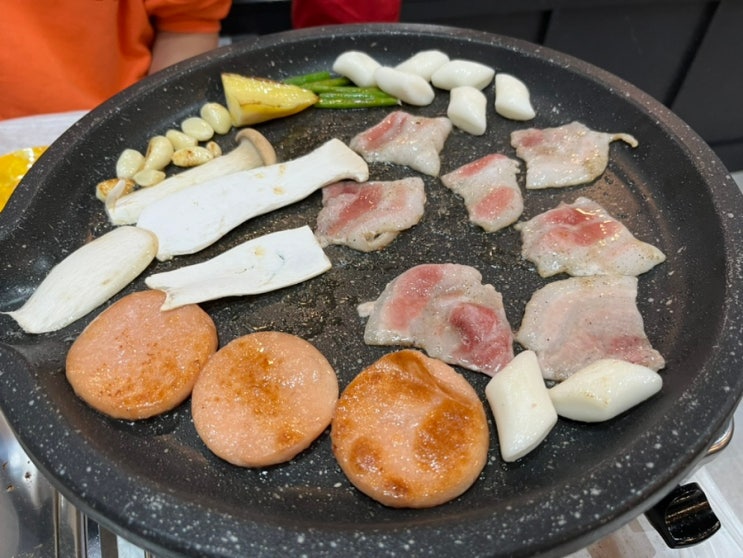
[[440, 153, 523, 232], [359, 263, 514, 375], [515, 196, 666, 277], [315, 177, 426, 252], [349, 110, 452, 176], [515, 275, 665, 381], [511, 121, 638, 189]]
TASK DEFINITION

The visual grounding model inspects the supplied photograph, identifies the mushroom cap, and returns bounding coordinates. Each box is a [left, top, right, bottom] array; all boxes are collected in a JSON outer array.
[[235, 128, 278, 167]]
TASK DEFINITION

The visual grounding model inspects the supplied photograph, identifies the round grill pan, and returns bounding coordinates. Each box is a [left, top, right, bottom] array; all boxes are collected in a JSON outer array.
[[1, 23, 742, 558]]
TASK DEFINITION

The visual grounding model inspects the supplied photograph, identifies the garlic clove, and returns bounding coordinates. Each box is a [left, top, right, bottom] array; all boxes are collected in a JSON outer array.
[[96, 177, 134, 202], [133, 168, 166, 188], [199, 102, 233, 135], [5, 226, 158, 333], [181, 116, 214, 142], [115, 148, 145, 179], [165, 129, 198, 150], [145, 226, 331, 310], [485, 350, 557, 462], [142, 135, 174, 170], [171, 146, 214, 167]]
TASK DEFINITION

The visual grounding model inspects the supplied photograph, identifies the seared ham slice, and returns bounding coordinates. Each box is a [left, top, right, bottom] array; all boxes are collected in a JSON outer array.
[[331, 349, 489, 508], [515, 275, 665, 381], [515, 197, 666, 277], [440, 153, 522, 232], [315, 178, 426, 252], [349, 111, 452, 176], [511, 121, 638, 189], [359, 263, 514, 375]]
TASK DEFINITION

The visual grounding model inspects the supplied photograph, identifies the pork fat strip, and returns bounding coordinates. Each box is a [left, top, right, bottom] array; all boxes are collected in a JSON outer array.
[[315, 177, 426, 252], [511, 121, 638, 189], [440, 153, 523, 232], [515, 275, 665, 381], [515, 196, 666, 277], [359, 263, 514, 375], [349, 110, 452, 177]]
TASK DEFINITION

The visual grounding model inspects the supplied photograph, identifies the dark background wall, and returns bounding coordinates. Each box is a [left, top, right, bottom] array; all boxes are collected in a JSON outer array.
[[222, 0, 743, 172]]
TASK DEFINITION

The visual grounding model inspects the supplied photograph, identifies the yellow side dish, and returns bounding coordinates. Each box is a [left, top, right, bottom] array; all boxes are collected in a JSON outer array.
[[221, 73, 318, 127], [0, 146, 47, 212]]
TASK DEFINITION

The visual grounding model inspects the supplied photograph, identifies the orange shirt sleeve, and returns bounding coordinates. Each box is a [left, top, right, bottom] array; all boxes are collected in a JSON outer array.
[[1, 0, 231, 120], [146, 0, 232, 34]]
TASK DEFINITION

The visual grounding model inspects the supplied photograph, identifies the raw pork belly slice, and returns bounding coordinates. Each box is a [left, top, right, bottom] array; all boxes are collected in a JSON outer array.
[[359, 263, 514, 375], [515, 196, 666, 277], [315, 177, 426, 252], [511, 121, 638, 189], [515, 275, 665, 381], [441, 153, 523, 232], [349, 111, 452, 176]]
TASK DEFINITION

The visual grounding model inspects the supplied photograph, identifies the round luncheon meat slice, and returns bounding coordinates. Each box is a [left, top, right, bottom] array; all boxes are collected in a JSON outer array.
[[66, 289, 218, 420], [191, 331, 338, 467], [332, 349, 489, 508]]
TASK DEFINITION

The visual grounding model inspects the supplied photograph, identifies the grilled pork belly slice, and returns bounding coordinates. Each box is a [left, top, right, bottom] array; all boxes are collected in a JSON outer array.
[[515, 196, 666, 277], [511, 121, 638, 189], [440, 153, 523, 232], [349, 111, 452, 177], [515, 275, 665, 381], [315, 177, 426, 252], [359, 263, 514, 375]]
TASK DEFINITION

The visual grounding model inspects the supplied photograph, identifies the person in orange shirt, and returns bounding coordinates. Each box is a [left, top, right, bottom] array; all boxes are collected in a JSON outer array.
[[1, 0, 232, 121], [1, 0, 404, 121]]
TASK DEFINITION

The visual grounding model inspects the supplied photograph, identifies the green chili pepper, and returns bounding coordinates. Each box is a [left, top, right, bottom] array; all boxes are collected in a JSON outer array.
[[316, 94, 400, 108], [282, 71, 334, 86]]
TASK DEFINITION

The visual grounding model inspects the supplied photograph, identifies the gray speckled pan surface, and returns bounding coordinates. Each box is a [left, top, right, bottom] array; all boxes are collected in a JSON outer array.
[[1, 23, 742, 558]]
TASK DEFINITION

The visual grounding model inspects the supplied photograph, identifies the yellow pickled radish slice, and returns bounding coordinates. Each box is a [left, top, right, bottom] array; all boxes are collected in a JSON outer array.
[[0, 146, 47, 211]]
